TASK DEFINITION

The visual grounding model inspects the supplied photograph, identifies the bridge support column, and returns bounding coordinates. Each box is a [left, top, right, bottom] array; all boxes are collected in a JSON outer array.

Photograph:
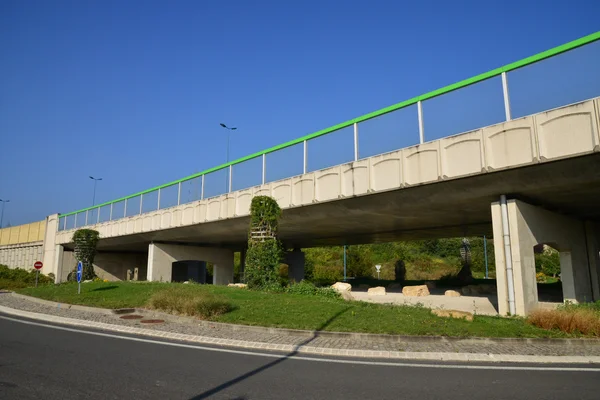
[[284, 248, 305, 283], [41, 214, 63, 283], [491, 199, 594, 316], [147, 242, 234, 284], [585, 221, 600, 301]]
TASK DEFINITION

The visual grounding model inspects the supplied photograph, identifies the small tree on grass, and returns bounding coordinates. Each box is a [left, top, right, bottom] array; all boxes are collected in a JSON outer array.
[[71, 228, 100, 281], [244, 196, 284, 290]]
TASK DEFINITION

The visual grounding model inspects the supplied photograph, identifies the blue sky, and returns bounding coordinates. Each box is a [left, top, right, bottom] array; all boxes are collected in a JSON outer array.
[[1, 0, 600, 227]]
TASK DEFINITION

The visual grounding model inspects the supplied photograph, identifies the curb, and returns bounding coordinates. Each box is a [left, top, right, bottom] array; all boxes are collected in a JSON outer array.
[[7, 292, 600, 347], [1, 304, 600, 364]]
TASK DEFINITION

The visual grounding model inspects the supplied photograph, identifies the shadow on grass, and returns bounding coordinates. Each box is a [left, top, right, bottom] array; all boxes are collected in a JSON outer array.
[[188, 306, 351, 399], [90, 285, 119, 292]]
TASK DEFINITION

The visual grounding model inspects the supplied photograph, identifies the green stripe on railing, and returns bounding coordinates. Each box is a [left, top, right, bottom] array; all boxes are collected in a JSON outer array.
[[59, 30, 600, 218]]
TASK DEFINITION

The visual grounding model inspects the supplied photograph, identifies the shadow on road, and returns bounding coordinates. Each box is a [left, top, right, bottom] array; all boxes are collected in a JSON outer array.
[[188, 306, 351, 399]]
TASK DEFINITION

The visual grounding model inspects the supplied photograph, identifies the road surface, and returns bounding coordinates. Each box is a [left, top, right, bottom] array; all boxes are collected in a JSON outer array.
[[1, 312, 599, 399]]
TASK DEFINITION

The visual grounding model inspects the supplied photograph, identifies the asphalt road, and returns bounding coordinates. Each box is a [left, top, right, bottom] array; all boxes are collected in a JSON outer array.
[[1, 313, 599, 400]]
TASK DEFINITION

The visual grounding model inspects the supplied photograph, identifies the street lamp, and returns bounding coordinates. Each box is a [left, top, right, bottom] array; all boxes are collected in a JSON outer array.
[[0, 199, 9, 229], [219, 123, 237, 192], [89, 176, 102, 206]]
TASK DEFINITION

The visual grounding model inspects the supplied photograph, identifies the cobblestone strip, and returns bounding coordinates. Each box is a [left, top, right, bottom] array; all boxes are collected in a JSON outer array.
[[1, 303, 600, 364]]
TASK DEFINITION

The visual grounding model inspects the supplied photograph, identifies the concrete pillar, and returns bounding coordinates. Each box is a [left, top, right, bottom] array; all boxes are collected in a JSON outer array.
[[240, 246, 247, 283], [41, 214, 61, 282], [284, 248, 305, 283], [585, 221, 600, 301], [491, 199, 593, 316], [147, 242, 234, 284]]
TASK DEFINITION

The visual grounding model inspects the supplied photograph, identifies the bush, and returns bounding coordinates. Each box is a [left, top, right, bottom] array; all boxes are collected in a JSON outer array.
[[0, 264, 53, 290], [527, 303, 600, 336], [147, 287, 233, 319], [285, 280, 340, 299]]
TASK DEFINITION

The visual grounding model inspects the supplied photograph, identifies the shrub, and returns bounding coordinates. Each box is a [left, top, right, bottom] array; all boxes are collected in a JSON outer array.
[[527, 305, 600, 336], [147, 287, 233, 319], [286, 280, 340, 299], [0, 264, 53, 289]]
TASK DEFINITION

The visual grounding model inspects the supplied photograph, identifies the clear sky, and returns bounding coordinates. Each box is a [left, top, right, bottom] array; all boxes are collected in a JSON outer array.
[[1, 0, 600, 227]]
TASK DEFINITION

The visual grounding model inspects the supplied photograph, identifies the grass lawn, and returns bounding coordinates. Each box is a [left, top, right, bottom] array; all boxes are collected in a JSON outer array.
[[14, 281, 584, 338]]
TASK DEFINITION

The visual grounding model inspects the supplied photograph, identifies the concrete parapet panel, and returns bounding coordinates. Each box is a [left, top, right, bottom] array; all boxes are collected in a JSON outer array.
[[483, 116, 538, 170], [254, 185, 271, 198], [224, 195, 235, 219], [207, 198, 222, 221], [141, 215, 152, 232], [17, 225, 30, 243], [134, 217, 143, 233], [370, 150, 402, 192], [291, 176, 314, 206], [341, 160, 369, 197], [315, 166, 341, 202], [111, 222, 120, 237], [441, 130, 485, 179], [151, 214, 161, 230], [182, 205, 194, 225], [126, 219, 135, 234], [236, 189, 253, 216], [272, 180, 292, 208], [9, 228, 19, 245], [193, 202, 206, 224], [535, 100, 599, 161], [403, 142, 441, 186], [172, 209, 182, 226], [160, 211, 172, 229], [595, 99, 600, 152]]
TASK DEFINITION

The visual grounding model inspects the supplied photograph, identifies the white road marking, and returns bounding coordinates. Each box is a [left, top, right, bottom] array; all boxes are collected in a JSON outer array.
[[1, 314, 599, 372]]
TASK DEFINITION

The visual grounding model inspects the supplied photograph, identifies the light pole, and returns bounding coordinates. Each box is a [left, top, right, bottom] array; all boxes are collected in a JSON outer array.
[[0, 199, 9, 229], [219, 123, 237, 192], [89, 176, 102, 206]]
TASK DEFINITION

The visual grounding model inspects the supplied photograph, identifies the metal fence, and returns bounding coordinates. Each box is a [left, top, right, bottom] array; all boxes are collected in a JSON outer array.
[[58, 31, 600, 231]]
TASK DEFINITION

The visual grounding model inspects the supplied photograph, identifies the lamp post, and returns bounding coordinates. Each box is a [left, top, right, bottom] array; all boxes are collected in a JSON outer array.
[[0, 199, 9, 229], [89, 176, 102, 206], [219, 123, 237, 192]]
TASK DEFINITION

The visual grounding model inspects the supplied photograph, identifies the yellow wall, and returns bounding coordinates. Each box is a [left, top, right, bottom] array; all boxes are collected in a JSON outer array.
[[0, 220, 46, 245]]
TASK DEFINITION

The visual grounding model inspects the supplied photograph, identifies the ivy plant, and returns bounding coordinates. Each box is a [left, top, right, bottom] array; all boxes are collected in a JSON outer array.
[[245, 196, 283, 289], [70, 228, 100, 281]]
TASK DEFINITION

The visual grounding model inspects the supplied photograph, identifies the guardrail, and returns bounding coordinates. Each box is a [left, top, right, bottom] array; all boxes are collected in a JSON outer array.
[[57, 31, 600, 231]]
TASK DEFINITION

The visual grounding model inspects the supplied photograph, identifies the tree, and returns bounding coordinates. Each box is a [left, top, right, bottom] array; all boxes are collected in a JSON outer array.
[[244, 196, 284, 289], [70, 228, 100, 281]]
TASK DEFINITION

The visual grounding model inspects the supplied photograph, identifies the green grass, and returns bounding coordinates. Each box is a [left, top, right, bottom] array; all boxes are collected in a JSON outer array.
[[15, 281, 586, 338]]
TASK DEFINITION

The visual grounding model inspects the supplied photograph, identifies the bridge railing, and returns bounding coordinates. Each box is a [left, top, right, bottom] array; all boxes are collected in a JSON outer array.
[[57, 31, 600, 232]]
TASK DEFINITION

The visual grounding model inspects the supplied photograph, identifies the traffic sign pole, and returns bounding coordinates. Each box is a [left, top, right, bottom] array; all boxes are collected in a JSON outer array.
[[76, 261, 83, 294], [33, 261, 43, 288]]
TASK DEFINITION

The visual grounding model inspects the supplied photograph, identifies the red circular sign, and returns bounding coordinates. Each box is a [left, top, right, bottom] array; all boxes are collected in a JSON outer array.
[[34, 261, 43, 270]]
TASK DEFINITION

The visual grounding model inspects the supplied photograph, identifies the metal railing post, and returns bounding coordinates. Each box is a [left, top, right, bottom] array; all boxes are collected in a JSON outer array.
[[417, 100, 425, 144], [109, 203, 113, 221], [262, 154, 266, 185], [353, 122, 359, 161], [97, 207, 100, 224], [502, 72, 512, 121], [85, 210, 88, 226], [157, 188, 161, 210], [177, 182, 181, 205], [228, 165, 233, 193], [201, 175, 205, 200], [303, 140, 307, 174], [74, 213, 78, 228], [139, 194, 143, 215], [124, 198, 128, 218]]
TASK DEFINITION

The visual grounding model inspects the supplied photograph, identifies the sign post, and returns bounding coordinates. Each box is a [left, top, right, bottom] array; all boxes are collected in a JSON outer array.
[[76, 261, 83, 294], [375, 264, 381, 280], [33, 261, 43, 287]]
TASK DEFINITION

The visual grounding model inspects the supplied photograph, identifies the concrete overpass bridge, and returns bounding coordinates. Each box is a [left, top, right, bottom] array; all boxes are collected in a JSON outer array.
[[2, 31, 600, 316]]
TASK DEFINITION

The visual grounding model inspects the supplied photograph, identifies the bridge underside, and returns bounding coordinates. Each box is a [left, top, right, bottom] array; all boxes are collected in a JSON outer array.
[[60, 153, 600, 252]]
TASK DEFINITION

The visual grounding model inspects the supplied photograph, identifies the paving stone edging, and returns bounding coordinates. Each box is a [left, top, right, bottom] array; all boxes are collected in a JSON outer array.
[[9, 292, 600, 347], [2, 304, 600, 364]]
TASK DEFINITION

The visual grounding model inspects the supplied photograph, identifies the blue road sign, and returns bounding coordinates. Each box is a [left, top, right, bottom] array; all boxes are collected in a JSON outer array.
[[76, 261, 83, 283]]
